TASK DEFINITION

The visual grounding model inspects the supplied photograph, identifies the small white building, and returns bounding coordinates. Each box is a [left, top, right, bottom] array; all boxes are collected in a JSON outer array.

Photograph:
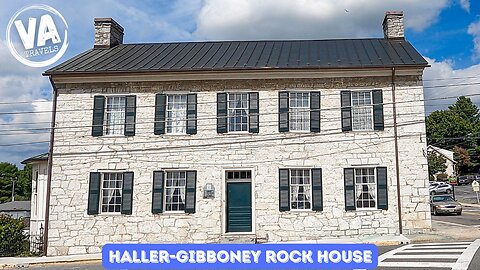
[[21, 153, 48, 238], [427, 145, 456, 178], [41, 11, 431, 256]]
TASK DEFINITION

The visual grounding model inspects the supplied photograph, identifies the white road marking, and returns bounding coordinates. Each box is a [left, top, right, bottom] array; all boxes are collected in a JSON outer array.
[[379, 262, 455, 268], [411, 241, 473, 246], [433, 220, 475, 228], [452, 239, 480, 270], [378, 240, 478, 268]]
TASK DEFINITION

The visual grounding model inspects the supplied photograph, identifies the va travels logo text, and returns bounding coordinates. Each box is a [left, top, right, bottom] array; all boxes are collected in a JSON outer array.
[[6, 4, 68, 67]]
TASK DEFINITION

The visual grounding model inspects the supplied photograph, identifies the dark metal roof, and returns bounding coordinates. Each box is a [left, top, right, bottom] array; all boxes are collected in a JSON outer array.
[[21, 153, 48, 164], [44, 38, 428, 75]]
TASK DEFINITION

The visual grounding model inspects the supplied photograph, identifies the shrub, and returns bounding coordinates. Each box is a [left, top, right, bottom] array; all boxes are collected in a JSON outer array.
[[0, 214, 29, 257], [436, 173, 448, 181]]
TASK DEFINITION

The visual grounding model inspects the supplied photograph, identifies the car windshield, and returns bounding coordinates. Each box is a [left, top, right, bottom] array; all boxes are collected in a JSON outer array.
[[432, 196, 454, 202]]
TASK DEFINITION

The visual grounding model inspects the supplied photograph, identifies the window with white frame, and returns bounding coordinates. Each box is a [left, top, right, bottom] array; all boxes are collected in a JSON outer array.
[[355, 168, 376, 209], [228, 93, 249, 132], [351, 91, 373, 131], [101, 172, 123, 213], [166, 95, 187, 134], [105, 96, 126, 135], [290, 169, 312, 210], [289, 92, 310, 131], [165, 171, 187, 212]]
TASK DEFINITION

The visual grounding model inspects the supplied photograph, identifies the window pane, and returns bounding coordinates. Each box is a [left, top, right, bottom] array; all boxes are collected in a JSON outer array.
[[289, 92, 310, 131], [105, 96, 126, 135], [351, 91, 373, 131], [165, 171, 187, 212], [101, 172, 123, 213], [227, 93, 249, 132], [166, 95, 187, 134], [290, 169, 312, 210], [354, 168, 376, 209]]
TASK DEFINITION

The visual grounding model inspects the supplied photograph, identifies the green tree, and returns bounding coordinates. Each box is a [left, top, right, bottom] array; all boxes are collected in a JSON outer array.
[[448, 96, 480, 125], [0, 214, 29, 256], [0, 163, 32, 203], [428, 152, 447, 178], [426, 110, 475, 148]]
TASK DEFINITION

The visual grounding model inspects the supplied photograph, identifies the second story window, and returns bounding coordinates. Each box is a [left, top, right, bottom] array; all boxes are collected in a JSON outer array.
[[289, 92, 310, 131], [154, 94, 197, 135], [228, 93, 249, 132], [105, 96, 126, 135], [217, 92, 259, 134], [92, 95, 136, 137], [166, 95, 187, 134], [341, 90, 384, 132], [351, 91, 373, 131]]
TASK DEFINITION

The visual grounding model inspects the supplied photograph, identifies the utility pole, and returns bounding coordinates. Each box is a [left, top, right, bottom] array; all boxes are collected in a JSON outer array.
[[11, 175, 16, 202]]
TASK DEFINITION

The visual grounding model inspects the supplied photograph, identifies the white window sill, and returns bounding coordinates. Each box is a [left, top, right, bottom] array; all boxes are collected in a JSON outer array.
[[97, 212, 122, 216], [101, 134, 126, 137], [223, 232, 255, 236], [289, 209, 313, 212], [163, 211, 187, 215]]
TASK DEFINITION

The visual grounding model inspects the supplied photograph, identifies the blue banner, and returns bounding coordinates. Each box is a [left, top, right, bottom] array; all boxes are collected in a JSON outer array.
[[102, 243, 378, 269]]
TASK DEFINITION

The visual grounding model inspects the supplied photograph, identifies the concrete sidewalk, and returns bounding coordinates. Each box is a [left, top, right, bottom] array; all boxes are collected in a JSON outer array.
[[0, 253, 100, 269]]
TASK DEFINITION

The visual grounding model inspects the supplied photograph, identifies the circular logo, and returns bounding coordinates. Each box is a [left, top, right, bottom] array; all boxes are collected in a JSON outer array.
[[6, 4, 68, 67]]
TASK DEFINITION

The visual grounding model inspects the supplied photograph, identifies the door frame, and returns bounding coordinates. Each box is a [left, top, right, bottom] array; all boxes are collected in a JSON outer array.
[[222, 167, 256, 235]]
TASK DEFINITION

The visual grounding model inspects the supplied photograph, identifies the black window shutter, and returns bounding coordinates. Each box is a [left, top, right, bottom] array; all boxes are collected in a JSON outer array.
[[184, 171, 197, 213], [344, 168, 356, 211], [310, 92, 321, 132], [154, 94, 166, 135], [87, 172, 101, 215], [121, 172, 134, 214], [372, 90, 384, 130], [341, 91, 352, 132], [186, 94, 197, 134], [249, 92, 259, 133], [279, 169, 290, 211], [217, 93, 228, 133], [311, 168, 323, 211], [279, 92, 289, 132], [124, 96, 136, 136], [377, 167, 388, 210], [152, 171, 164, 214], [92, 96, 105, 137]]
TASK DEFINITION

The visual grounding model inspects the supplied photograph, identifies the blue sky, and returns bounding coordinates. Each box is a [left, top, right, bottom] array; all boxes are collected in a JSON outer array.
[[0, 0, 479, 166]]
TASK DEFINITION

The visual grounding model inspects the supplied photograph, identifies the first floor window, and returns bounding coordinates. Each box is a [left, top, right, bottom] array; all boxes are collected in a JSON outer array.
[[165, 171, 187, 212], [101, 172, 123, 213], [289, 92, 310, 131], [290, 169, 312, 210], [351, 91, 373, 131], [354, 168, 376, 209], [228, 93, 249, 132], [166, 95, 187, 134], [105, 96, 126, 135]]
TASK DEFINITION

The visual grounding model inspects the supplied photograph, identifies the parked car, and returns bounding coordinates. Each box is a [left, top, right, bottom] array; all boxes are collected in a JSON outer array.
[[475, 175, 480, 182], [457, 176, 471, 186], [430, 195, 462, 215], [429, 183, 453, 195]]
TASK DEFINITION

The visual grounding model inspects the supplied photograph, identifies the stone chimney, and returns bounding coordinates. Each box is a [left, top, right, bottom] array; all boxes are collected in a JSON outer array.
[[94, 18, 124, 48], [382, 11, 404, 39]]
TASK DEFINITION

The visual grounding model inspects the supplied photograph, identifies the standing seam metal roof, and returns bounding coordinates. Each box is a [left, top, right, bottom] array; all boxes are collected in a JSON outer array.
[[44, 38, 428, 75]]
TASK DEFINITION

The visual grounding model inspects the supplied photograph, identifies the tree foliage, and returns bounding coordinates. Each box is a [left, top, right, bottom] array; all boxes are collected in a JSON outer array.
[[428, 152, 447, 177], [0, 214, 29, 256], [0, 163, 32, 204], [426, 96, 480, 175]]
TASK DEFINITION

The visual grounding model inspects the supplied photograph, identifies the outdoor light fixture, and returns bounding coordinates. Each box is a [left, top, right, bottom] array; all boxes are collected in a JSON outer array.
[[203, 183, 215, 199]]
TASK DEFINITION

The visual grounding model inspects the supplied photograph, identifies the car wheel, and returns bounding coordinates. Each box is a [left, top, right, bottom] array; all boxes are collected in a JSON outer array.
[[457, 212, 462, 215], [446, 189, 452, 194], [430, 191, 436, 195], [433, 208, 438, 216]]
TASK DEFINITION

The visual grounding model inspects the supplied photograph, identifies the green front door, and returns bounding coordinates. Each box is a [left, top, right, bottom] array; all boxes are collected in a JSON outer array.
[[226, 182, 252, 233]]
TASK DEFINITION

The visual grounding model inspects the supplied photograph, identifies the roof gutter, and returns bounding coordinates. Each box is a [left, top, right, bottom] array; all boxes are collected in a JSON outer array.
[[43, 76, 58, 256]]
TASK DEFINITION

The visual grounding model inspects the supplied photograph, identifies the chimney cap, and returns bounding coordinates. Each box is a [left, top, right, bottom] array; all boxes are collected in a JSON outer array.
[[94, 17, 124, 32]]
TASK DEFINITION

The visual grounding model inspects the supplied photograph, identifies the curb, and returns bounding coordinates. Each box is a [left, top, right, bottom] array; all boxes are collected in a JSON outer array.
[[0, 255, 101, 269]]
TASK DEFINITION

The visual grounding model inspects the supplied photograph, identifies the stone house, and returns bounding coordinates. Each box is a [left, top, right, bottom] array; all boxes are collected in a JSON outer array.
[[42, 11, 430, 256]]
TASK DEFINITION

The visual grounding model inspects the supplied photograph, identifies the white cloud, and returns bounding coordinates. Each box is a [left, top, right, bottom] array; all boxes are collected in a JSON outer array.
[[467, 18, 480, 60], [194, 0, 449, 40], [423, 57, 480, 114], [459, 0, 470, 12]]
